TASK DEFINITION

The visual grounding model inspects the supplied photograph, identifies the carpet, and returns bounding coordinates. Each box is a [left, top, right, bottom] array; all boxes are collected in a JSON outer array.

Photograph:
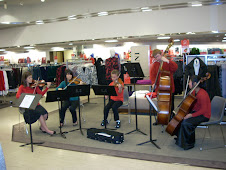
[[12, 97, 226, 169]]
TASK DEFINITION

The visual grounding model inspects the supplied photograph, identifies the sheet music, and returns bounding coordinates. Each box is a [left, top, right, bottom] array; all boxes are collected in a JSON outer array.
[[19, 95, 35, 108], [146, 95, 159, 112]]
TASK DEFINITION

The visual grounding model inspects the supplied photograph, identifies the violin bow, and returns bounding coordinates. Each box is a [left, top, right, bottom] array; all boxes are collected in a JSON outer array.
[[63, 73, 81, 90]]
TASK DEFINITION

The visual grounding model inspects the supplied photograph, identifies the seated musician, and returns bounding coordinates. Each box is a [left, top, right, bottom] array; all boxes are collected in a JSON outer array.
[[56, 69, 84, 127], [175, 75, 211, 150], [101, 69, 124, 128], [16, 71, 55, 136], [150, 49, 178, 124]]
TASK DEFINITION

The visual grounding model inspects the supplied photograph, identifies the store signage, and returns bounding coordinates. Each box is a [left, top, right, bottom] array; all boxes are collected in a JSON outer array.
[[181, 39, 190, 53], [54, 56, 58, 63], [0, 56, 4, 65], [71, 53, 75, 59]]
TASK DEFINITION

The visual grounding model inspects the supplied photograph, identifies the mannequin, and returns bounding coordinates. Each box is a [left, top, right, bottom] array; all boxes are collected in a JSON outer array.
[[193, 58, 200, 75], [110, 49, 116, 58]]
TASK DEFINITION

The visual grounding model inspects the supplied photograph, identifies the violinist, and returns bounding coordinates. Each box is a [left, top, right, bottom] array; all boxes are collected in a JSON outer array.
[[175, 75, 211, 150], [150, 49, 178, 124], [16, 71, 55, 135], [56, 69, 84, 127], [101, 69, 124, 128]]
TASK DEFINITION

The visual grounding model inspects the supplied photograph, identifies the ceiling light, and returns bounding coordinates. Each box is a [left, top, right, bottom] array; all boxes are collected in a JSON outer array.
[[212, 30, 219, 33], [186, 32, 196, 34], [223, 37, 226, 39], [36, 20, 44, 24], [69, 43, 73, 45], [1, 22, 10, 24], [24, 46, 34, 49], [0, 49, 6, 51], [20, 1, 23, 5], [222, 40, 226, 42], [105, 40, 118, 43], [157, 36, 171, 39], [141, 7, 152, 12], [191, 1, 203, 7], [68, 15, 77, 20], [98, 12, 108, 16], [41, 0, 45, 2], [174, 39, 180, 42], [192, 3, 202, 6], [51, 47, 64, 51]]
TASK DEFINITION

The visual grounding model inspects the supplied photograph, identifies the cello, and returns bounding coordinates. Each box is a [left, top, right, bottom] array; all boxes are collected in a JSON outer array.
[[166, 73, 211, 136], [153, 38, 174, 125]]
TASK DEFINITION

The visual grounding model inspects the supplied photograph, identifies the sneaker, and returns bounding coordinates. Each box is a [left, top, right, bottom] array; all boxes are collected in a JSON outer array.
[[115, 121, 121, 128], [101, 120, 107, 126]]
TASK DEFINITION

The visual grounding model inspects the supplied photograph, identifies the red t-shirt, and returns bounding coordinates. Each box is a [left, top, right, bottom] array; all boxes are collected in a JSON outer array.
[[16, 85, 49, 105], [192, 88, 211, 119], [150, 60, 178, 93], [109, 81, 124, 102]]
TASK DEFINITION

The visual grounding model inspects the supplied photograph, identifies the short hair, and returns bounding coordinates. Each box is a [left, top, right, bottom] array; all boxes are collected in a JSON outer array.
[[111, 69, 120, 76], [152, 49, 161, 58], [190, 75, 205, 89], [21, 71, 32, 87]]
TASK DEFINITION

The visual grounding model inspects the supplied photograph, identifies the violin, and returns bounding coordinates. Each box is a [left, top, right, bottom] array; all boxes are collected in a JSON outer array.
[[63, 75, 84, 90], [113, 78, 123, 86], [30, 80, 47, 88], [69, 78, 82, 85]]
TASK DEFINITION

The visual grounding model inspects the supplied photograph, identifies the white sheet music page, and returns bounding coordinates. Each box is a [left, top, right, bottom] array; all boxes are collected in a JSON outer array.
[[19, 95, 35, 108]]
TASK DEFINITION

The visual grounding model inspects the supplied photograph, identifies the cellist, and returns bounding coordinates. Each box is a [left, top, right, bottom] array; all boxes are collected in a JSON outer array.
[[175, 75, 211, 150], [150, 49, 178, 124]]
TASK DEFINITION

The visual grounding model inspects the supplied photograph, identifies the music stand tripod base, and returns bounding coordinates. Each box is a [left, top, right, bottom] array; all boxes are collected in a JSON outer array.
[[124, 63, 146, 136]]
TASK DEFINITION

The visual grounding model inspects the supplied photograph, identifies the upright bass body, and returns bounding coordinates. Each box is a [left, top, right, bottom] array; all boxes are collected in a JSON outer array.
[[157, 70, 172, 125]]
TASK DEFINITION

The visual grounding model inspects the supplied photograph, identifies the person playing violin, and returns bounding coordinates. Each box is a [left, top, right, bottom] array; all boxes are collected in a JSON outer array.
[[16, 71, 55, 135], [150, 49, 178, 124], [175, 75, 211, 150], [56, 69, 84, 127], [101, 69, 124, 128]]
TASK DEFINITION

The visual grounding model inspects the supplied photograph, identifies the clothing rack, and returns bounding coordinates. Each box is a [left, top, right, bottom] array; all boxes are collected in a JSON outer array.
[[66, 59, 93, 68]]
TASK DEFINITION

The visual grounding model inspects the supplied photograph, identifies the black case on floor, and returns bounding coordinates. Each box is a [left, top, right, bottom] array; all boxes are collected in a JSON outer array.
[[87, 128, 124, 144]]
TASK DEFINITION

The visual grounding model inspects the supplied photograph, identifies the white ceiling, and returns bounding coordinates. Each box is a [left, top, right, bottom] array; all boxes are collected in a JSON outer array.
[[0, 0, 226, 54]]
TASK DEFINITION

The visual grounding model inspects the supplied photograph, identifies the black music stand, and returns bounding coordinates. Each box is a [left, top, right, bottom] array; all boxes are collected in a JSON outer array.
[[46, 90, 69, 138], [137, 95, 160, 149], [92, 85, 117, 129], [124, 63, 146, 136], [14, 93, 44, 152], [67, 85, 90, 135]]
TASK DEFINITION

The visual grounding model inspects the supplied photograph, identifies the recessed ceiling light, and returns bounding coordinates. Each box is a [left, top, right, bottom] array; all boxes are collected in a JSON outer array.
[[36, 20, 44, 24], [41, 0, 45, 2], [212, 30, 219, 33], [105, 40, 118, 43], [174, 39, 180, 42], [98, 12, 108, 16], [69, 43, 73, 45], [1, 22, 10, 24], [0, 49, 6, 51], [24, 46, 34, 49], [157, 36, 171, 39], [222, 40, 226, 42], [186, 32, 196, 34], [223, 37, 226, 39]]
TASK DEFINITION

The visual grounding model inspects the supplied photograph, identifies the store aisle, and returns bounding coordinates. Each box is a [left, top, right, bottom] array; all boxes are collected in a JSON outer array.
[[0, 95, 215, 170]]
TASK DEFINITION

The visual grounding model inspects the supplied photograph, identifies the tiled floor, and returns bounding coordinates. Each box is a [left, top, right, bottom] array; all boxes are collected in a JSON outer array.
[[0, 93, 216, 170]]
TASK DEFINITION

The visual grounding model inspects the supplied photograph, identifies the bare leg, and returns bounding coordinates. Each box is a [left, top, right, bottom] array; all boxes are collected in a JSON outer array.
[[43, 114, 48, 120], [39, 115, 54, 135]]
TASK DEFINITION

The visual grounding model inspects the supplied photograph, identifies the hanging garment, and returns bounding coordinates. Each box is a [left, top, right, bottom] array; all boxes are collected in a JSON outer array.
[[105, 57, 119, 81]]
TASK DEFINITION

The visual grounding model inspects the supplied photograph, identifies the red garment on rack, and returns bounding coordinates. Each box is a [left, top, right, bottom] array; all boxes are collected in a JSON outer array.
[[105, 57, 119, 81], [0, 71, 5, 91]]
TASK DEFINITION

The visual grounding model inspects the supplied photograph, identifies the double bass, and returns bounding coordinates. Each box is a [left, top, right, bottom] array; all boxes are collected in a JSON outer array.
[[166, 73, 211, 136], [153, 38, 174, 125]]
